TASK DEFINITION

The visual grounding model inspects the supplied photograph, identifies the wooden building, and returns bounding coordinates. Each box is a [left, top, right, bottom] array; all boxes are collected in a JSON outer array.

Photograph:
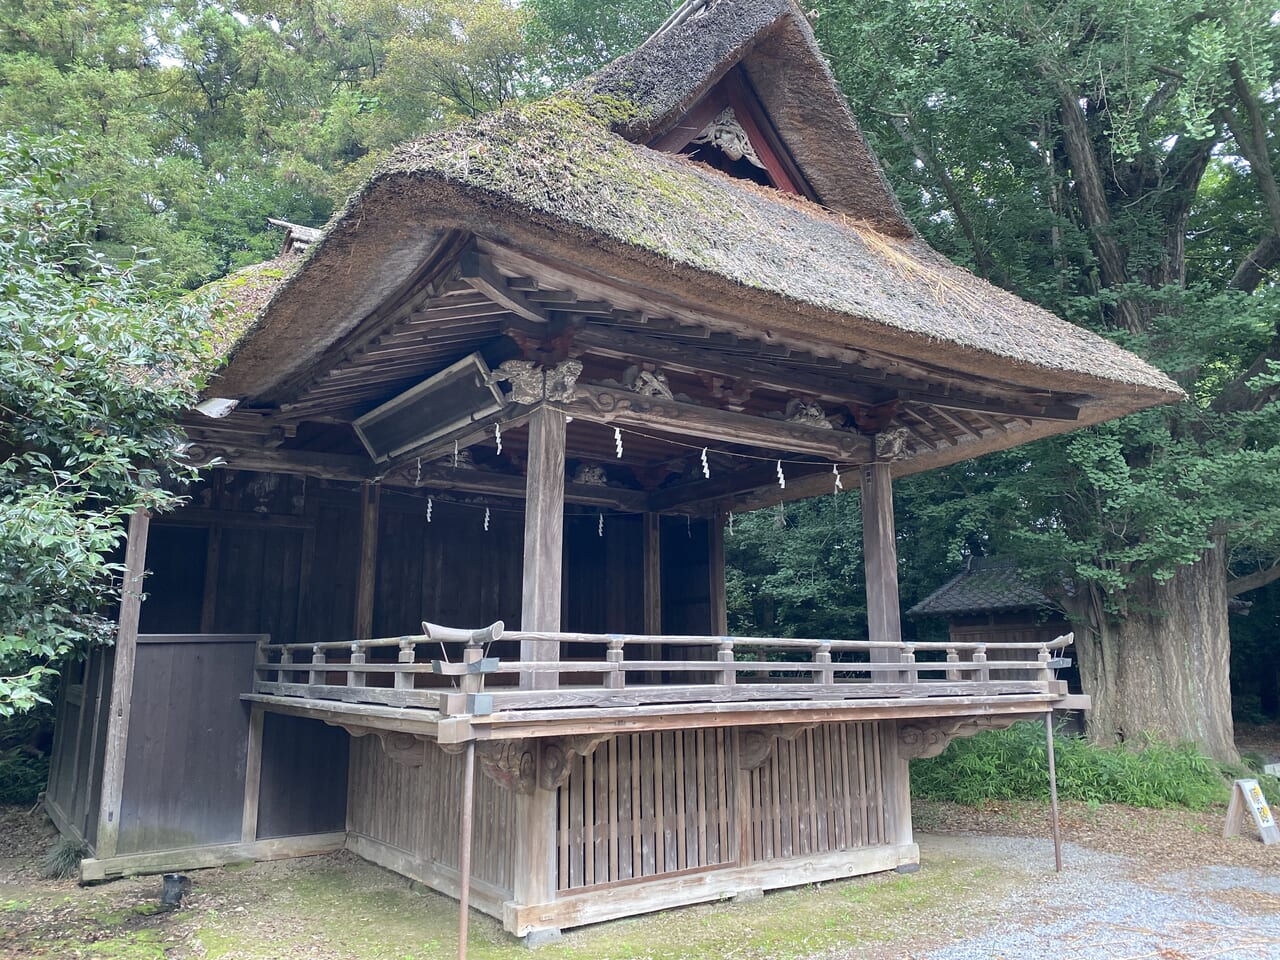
[[46, 0, 1181, 942]]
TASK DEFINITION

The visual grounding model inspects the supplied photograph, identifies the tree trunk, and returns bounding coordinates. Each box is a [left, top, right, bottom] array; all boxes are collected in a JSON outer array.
[[1067, 542, 1238, 763]]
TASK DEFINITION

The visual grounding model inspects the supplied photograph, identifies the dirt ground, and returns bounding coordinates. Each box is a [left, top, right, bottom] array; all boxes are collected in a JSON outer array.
[[2, 790, 1278, 960]]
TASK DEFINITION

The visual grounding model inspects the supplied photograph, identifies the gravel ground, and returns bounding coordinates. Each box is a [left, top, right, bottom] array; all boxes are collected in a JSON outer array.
[[900, 834, 1280, 960]]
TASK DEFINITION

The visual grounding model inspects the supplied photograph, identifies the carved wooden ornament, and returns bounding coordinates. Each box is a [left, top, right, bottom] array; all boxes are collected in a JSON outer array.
[[692, 108, 767, 170]]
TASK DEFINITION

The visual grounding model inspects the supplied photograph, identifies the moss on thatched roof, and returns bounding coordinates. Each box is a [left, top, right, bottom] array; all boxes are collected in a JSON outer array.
[[371, 96, 1176, 394], [207, 0, 1180, 410], [199, 254, 303, 362]]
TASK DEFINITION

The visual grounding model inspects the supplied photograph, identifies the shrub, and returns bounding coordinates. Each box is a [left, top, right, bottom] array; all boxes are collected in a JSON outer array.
[[41, 835, 87, 879], [910, 721, 1230, 809], [0, 749, 48, 805]]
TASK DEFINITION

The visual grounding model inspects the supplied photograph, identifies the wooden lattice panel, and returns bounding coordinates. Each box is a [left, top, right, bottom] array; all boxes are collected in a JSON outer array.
[[557, 730, 737, 892], [744, 722, 886, 863]]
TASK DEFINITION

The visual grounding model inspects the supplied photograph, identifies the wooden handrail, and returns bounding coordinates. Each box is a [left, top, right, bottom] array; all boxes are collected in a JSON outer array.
[[251, 625, 1075, 717]]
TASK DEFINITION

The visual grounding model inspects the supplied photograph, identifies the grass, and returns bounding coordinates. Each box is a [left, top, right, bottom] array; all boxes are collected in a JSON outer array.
[[41, 834, 88, 879], [911, 721, 1240, 809]]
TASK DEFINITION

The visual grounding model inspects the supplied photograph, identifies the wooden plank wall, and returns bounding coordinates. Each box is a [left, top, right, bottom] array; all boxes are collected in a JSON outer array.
[[115, 636, 259, 855], [256, 714, 349, 839], [346, 736, 515, 895], [45, 647, 114, 848], [556, 722, 889, 893], [660, 516, 712, 635]]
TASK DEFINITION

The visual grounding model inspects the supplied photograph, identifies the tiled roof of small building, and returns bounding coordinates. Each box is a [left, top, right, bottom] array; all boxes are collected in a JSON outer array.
[[907, 557, 1055, 618]]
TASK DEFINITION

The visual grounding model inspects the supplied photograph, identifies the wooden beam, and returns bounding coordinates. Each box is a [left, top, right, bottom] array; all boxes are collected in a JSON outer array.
[[80, 832, 346, 883], [566, 383, 871, 461], [94, 507, 151, 860], [647, 461, 830, 512], [354, 483, 380, 640], [574, 325, 1079, 421], [643, 513, 662, 635], [459, 248, 549, 325], [861, 462, 902, 647]]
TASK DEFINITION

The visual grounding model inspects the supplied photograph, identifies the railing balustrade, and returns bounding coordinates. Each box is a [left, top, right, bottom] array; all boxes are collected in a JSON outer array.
[[252, 621, 1074, 717]]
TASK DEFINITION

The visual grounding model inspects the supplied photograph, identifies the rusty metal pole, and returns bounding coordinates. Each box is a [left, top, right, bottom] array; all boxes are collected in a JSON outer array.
[[1046, 710, 1062, 872], [457, 739, 476, 960]]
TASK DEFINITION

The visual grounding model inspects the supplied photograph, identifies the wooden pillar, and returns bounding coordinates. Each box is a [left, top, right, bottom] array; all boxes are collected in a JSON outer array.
[[881, 720, 914, 848], [709, 510, 727, 635], [513, 404, 564, 927], [94, 507, 151, 859], [353, 482, 380, 640], [642, 512, 662, 635], [861, 463, 902, 682], [520, 404, 565, 687]]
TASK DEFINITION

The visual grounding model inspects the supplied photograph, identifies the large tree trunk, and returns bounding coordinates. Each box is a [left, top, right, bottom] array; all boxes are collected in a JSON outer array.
[[1067, 542, 1238, 763]]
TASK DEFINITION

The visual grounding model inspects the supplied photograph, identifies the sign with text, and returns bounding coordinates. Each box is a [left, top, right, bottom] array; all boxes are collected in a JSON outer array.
[[1224, 778, 1279, 845]]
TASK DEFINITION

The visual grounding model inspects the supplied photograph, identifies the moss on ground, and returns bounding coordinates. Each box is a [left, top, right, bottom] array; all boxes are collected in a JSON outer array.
[[1, 848, 1016, 960]]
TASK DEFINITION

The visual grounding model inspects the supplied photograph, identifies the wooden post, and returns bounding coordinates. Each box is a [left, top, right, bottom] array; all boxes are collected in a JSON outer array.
[[642, 512, 662, 681], [354, 482, 380, 640], [709, 510, 727, 635], [1046, 711, 1062, 872], [861, 463, 902, 647], [241, 704, 264, 843], [457, 636, 483, 960], [514, 404, 564, 932], [94, 507, 151, 859], [520, 404, 566, 690]]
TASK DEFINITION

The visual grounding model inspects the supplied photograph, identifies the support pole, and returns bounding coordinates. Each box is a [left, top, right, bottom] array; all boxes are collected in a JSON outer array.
[[95, 506, 151, 859], [1046, 710, 1062, 872], [642, 512, 662, 682], [708, 510, 727, 635], [457, 739, 476, 960]]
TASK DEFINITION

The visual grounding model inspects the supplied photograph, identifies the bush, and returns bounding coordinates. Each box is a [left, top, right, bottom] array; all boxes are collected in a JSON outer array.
[[0, 750, 48, 805], [910, 721, 1230, 809]]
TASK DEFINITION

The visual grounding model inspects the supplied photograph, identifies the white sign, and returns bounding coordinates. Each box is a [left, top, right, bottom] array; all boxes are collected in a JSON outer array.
[[1225, 779, 1279, 845]]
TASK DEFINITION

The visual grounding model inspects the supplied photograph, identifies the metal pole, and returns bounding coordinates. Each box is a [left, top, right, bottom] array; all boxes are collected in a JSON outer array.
[[457, 740, 476, 960], [1046, 710, 1062, 872]]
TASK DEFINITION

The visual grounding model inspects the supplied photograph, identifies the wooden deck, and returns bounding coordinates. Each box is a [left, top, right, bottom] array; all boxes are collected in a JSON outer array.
[[246, 623, 1084, 740]]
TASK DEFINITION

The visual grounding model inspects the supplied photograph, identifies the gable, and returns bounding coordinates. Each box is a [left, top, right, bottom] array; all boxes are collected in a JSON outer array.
[[582, 0, 913, 234]]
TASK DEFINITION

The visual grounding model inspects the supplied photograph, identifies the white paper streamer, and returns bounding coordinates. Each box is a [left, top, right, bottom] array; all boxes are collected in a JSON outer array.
[[415, 457, 421, 486], [701, 446, 710, 478], [598, 512, 604, 537], [483, 507, 490, 532], [833, 463, 843, 496], [614, 427, 623, 458], [777, 459, 786, 489], [426, 497, 433, 523], [728, 512, 734, 536], [495, 422, 502, 456], [453, 440, 459, 468]]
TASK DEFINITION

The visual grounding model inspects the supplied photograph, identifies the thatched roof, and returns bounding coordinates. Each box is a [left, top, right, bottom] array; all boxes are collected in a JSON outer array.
[[578, 0, 912, 233], [205, 0, 1180, 418], [907, 558, 1055, 618]]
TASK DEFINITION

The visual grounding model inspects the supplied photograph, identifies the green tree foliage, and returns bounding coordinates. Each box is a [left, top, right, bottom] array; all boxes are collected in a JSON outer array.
[[0, 134, 209, 714]]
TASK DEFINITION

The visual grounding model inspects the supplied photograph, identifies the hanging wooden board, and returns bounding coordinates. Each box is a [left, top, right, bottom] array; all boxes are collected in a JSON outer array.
[[1224, 779, 1279, 845]]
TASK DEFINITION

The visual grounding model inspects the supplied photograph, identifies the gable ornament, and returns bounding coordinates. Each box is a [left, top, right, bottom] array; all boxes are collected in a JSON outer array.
[[691, 108, 767, 170]]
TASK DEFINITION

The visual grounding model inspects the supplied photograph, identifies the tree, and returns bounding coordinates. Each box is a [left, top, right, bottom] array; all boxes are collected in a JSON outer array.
[[818, 0, 1280, 760], [0, 133, 209, 714]]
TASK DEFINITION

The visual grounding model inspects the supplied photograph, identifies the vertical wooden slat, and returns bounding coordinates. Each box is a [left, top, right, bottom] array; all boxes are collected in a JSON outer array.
[[608, 737, 619, 882], [583, 750, 595, 887], [558, 772, 569, 889], [695, 729, 708, 865], [674, 731, 687, 870], [630, 733, 642, 877], [654, 731, 666, 873], [770, 745, 782, 859], [94, 507, 150, 859], [716, 728, 729, 858]]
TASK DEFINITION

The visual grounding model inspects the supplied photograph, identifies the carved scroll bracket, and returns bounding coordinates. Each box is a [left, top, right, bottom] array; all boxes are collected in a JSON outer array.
[[474, 734, 612, 794], [492, 359, 583, 404], [737, 723, 818, 770], [896, 715, 1026, 760], [875, 427, 912, 461], [328, 722, 431, 767]]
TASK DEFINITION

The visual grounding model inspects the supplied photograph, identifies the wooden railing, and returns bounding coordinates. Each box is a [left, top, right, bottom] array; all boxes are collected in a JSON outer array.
[[252, 622, 1074, 716]]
